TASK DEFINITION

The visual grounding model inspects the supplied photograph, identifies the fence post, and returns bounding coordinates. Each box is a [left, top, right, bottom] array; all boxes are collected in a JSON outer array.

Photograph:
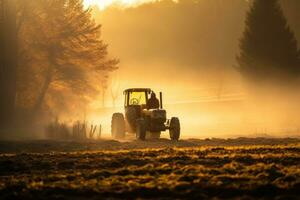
[[99, 124, 102, 139]]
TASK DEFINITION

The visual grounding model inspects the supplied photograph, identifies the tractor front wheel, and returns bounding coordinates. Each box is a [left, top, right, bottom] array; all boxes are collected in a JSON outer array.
[[136, 119, 146, 141], [169, 117, 180, 141], [111, 113, 125, 139]]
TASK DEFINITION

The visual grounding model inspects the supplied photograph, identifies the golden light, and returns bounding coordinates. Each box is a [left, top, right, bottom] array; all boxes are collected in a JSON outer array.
[[83, 0, 156, 10]]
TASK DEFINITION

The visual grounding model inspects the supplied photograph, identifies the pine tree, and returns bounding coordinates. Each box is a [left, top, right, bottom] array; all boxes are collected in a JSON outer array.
[[237, 0, 300, 84]]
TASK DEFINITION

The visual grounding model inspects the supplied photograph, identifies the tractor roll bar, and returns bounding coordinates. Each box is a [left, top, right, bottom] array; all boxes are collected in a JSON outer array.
[[160, 92, 163, 109]]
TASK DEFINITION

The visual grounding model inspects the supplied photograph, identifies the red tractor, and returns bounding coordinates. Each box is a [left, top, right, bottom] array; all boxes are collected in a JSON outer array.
[[111, 88, 180, 140]]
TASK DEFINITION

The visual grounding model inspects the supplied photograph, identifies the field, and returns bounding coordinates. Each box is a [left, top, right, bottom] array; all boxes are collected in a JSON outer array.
[[0, 138, 300, 199]]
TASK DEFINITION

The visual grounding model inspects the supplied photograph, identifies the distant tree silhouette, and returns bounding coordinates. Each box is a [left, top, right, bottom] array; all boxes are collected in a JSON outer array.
[[237, 0, 300, 84], [280, 0, 300, 40]]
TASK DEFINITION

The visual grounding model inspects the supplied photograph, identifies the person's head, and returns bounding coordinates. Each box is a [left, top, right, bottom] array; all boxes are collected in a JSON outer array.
[[151, 92, 156, 99]]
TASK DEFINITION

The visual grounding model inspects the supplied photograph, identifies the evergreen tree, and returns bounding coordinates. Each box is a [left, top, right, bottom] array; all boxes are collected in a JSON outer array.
[[237, 0, 300, 84]]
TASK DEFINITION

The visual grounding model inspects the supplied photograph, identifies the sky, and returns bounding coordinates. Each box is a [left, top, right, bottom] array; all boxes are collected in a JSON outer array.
[[83, 0, 159, 9], [83, 0, 253, 10]]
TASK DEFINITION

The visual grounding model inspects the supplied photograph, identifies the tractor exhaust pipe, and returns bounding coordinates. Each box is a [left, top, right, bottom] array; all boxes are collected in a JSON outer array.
[[160, 92, 163, 109]]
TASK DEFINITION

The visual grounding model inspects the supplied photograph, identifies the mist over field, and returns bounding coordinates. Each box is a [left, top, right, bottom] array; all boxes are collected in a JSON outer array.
[[0, 0, 299, 139], [82, 0, 300, 138]]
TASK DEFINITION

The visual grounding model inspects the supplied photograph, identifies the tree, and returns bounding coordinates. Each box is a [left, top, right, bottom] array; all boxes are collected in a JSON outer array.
[[237, 0, 300, 84], [0, 0, 118, 133], [280, 0, 300, 41], [0, 0, 17, 129], [17, 0, 118, 118]]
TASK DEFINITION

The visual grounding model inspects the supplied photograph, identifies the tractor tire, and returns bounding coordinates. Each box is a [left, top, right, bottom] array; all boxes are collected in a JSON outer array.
[[111, 113, 125, 139], [136, 119, 146, 141], [169, 117, 180, 141]]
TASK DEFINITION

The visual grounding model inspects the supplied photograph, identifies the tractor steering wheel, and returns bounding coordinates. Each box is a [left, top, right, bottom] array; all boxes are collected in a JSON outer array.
[[130, 98, 139, 105]]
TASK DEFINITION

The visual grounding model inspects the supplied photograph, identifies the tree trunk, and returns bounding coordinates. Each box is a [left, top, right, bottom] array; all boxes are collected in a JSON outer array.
[[0, 0, 17, 130], [31, 47, 58, 119], [31, 65, 53, 119]]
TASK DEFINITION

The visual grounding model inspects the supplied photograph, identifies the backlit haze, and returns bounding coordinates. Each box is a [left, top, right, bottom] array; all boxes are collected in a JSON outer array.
[[81, 0, 300, 139], [84, 0, 158, 9]]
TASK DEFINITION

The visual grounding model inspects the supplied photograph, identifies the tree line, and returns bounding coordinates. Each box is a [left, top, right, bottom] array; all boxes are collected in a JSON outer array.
[[0, 0, 118, 134]]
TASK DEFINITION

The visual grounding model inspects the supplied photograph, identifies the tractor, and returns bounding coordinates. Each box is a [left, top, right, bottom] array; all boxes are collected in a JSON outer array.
[[111, 88, 180, 141]]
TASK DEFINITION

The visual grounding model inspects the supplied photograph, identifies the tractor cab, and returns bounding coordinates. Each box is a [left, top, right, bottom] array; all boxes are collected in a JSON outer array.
[[124, 88, 162, 109], [123, 88, 164, 133]]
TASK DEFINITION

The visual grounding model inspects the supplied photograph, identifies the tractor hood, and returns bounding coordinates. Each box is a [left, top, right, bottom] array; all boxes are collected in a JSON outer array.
[[151, 109, 166, 118], [142, 109, 167, 120]]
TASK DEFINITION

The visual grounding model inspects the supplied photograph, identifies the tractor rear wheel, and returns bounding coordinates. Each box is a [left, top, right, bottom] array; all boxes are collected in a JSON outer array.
[[169, 117, 180, 141], [136, 119, 146, 141], [111, 113, 125, 139]]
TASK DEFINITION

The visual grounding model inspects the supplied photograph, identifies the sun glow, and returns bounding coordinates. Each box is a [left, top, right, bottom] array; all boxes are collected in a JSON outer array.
[[84, 0, 156, 10]]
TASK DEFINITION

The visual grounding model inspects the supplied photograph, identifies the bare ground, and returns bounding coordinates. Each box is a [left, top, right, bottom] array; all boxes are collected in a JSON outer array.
[[0, 138, 300, 199]]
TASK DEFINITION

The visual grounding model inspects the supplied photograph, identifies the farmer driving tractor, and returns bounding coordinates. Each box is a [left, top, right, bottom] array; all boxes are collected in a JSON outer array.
[[147, 92, 159, 109]]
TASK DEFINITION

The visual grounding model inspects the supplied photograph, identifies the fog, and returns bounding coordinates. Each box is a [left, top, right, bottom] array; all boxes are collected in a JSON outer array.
[[82, 0, 300, 138]]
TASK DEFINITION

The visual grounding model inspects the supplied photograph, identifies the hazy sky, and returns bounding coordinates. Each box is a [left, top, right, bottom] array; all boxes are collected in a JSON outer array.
[[84, 0, 158, 9], [85, 0, 300, 138], [83, 0, 252, 10], [90, 0, 300, 98]]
